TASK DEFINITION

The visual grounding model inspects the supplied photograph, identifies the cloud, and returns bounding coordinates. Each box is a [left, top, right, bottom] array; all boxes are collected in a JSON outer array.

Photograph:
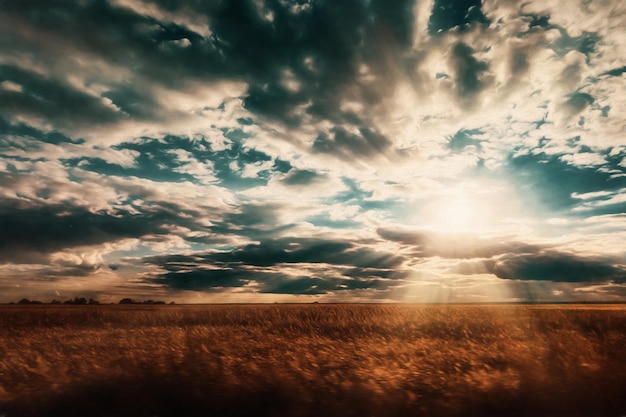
[[450, 42, 492, 100], [0, 201, 174, 262], [502, 150, 626, 215], [0, 64, 125, 128], [281, 169, 326, 186], [377, 226, 626, 284], [1, 0, 626, 302], [260, 275, 396, 295], [0, 116, 84, 146], [377, 228, 543, 259], [312, 126, 393, 160], [5, 0, 412, 128], [144, 237, 408, 294], [486, 251, 626, 283]]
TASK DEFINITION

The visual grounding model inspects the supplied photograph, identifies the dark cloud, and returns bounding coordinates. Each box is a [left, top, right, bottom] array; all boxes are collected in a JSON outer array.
[[155, 269, 251, 291], [450, 42, 491, 99], [486, 251, 626, 283], [101, 84, 160, 119], [213, 203, 291, 240], [154, 265, 398, 294], [201, 238, 405, 269], [0, 65, 123, 127], [282, 169, 325, 186], [510, 48, 530, 76], [0, 116, 84, 147], [0, 198, 205, 263], [145, 237, 407, 294], [2, 0, 418, 132], [378, 227, 626, 284], [46, 262, 103, 278], [260, 276, 331, 295], [565, 92, 594, 114], [2, 0, 213, 87], [312, 126, 392, 159]]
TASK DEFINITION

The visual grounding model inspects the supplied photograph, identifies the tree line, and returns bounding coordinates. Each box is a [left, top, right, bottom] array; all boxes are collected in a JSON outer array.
[[9, 297, 175, 305]]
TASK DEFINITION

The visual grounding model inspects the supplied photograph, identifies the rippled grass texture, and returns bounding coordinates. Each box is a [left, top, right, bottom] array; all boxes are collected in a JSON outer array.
[[1, 304, 626, 417]]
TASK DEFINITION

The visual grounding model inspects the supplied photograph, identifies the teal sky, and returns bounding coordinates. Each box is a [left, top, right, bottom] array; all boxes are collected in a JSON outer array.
[[0, 0, 625, 303]]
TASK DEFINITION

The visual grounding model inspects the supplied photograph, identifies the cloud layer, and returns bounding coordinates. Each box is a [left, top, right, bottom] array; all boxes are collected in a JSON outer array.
[[1, 0, 625, 302]]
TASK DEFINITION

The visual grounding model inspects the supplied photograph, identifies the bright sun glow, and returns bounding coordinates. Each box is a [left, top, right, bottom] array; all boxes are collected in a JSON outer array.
[[415, 184, 515, 233], [433, 193, 477, 232]]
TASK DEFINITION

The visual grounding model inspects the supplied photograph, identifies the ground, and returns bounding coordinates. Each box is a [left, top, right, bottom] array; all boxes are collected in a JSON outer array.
[[1, 304, 626, 417]]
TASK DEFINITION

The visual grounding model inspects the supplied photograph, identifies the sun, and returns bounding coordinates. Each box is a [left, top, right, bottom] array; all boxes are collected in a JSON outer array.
[[417, 185, 504, 233], [433, 193, 477, 232]]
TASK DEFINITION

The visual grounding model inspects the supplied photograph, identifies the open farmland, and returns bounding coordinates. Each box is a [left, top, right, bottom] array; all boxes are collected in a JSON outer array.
[[1, 304, 626, 417]]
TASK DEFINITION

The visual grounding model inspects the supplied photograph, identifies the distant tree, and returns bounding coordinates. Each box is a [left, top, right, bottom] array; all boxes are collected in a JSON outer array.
[[17, 298, 42, 304], [116, 298, 170, 305], [61, 297, 96, 305], [50, 299, 62, 304], [169, 301, 176, 305]]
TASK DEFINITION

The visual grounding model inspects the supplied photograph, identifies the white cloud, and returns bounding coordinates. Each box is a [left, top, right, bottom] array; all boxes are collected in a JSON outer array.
[[0, 80, 23, 93], [560, 152, 606, 166]]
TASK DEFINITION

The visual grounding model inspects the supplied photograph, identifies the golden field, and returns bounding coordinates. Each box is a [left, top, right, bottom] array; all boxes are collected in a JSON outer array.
[[1, 304, 625, 417]]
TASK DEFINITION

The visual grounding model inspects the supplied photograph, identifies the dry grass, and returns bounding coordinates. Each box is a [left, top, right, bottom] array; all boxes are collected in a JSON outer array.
[[1, 304, 626, 417]]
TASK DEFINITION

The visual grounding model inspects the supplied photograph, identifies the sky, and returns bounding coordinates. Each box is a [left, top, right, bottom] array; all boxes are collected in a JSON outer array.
[[0, 0, 625, 304]]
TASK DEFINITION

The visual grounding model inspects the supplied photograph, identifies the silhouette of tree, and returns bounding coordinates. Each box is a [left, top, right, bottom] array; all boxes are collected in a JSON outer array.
[[17, 298, 42, 304]]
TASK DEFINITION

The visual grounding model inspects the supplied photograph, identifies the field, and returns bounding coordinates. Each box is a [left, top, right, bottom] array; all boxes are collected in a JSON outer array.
[[1, 304, 626, 417]]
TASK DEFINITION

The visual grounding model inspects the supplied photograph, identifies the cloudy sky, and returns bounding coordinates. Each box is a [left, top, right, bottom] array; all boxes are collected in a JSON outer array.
[[1, 0, 625, 303]]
